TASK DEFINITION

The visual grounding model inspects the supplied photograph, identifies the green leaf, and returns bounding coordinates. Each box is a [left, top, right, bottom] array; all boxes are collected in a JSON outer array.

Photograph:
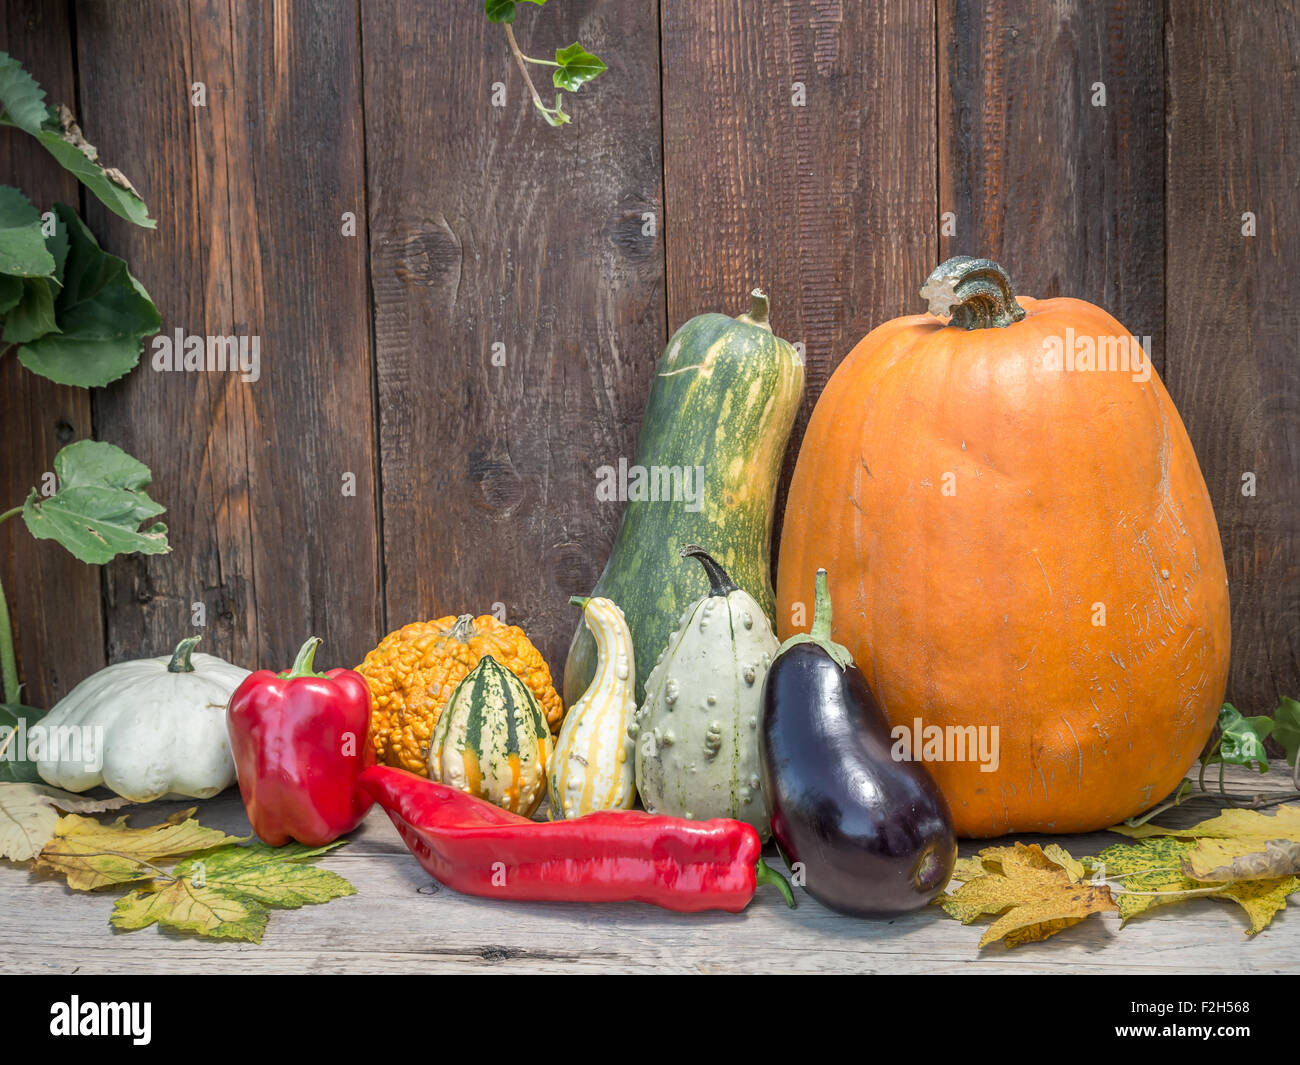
[[16, 205, 160, 387], [0, 704, 48, 784], [21, 439, 169, 565], [0, 274, 21, 314], [484, 0, 547, 24], [0, 51, 50, 135], [1217, 703, 1273, 772], [2, 277, 58, 344], [110, 841, 356, 944], [552, 42, 607, 92], [30, 109, 155, 229], [0, 186, 55, 277], [1274, 697, 1300, 767]]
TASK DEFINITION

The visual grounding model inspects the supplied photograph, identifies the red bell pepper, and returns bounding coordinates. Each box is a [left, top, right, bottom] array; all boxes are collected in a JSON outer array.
[[227, 636, 374, 846], [359, 765, 794, 913]]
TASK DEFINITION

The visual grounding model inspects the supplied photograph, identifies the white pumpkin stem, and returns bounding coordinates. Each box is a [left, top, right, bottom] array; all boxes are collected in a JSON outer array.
[[167, 635, 202, 673]]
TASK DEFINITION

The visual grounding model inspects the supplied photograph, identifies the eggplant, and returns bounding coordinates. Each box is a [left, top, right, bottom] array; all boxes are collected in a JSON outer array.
[[759, 568, 956, 916]]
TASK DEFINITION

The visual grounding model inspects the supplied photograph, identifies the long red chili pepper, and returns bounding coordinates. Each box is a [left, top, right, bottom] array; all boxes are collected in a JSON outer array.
[[359, 766, 794, 913]]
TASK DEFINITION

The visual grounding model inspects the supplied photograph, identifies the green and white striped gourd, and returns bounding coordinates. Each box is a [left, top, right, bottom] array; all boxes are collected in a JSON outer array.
[[632, 545, 777, 839], [547, 596, 638, 819], [428, 654, 553, 817]]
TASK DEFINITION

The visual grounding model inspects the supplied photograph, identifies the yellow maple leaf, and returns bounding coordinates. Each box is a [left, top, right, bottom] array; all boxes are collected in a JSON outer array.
[[36, 807, 245, 890], [1183, 838, 1300, 883], [1108, 803, 1300, 842], [938, 842, 1116, 948]]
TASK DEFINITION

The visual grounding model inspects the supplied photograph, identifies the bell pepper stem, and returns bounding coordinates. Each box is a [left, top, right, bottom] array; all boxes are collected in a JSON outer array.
[[166, 635, 203, 673], [756, 857, 796, 908], [283, 636, 325, 679]]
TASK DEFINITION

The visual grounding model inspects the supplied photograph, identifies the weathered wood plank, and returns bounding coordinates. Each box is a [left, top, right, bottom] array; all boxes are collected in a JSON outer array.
[[71, 0, 381, 671], [1165, 2, 1300, 715], [660, 0, 937, 563], [361, 1, 667, 670], [0, 2, 105, 707], [938, 0, 1165, 367], [1, 767, 1295, 974]]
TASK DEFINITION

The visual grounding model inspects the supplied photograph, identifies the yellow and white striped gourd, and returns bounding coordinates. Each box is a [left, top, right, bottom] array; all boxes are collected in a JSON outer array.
[[547, 596, 637, 818], [429, 654, 553, 816]]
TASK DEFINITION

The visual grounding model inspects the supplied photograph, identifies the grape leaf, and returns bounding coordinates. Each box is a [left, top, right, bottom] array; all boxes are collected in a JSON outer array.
[[0, 703, 48, 783], [16, 205, 160, 387], [1214, 703, 1273, 772], [0, 51, 49, 135], [1107, 802, 1300, 842], [0, 185, 55, 277], [1, 277, 58, 343], [552, 43, 607, 92], [36, 806, 244, 890], [1273, 697, 1300, 767], [22, 439, 169, 565], [30, 107, 154, 229], [937, 842, 1116, 948], [484, 0, 547, 24], [0, 782, 128, 862], [1093, 835, 1300, 935], [111, 841, 356, 943]]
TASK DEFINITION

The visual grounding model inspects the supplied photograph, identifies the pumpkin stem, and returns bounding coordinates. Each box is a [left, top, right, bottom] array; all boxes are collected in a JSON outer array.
[[167, 635, 202, 673], [778, 569, 854, 669], [755, 858, 797, 908], [738, 288, 772, 332], [921, 256, 1026, 330], [681, 544, 739, 597], [282, 636, 326, 679]]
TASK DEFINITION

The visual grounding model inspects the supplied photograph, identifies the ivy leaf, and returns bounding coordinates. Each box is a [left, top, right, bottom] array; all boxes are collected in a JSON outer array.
[[1273, 697, 1300, 767], [0, 185, 55, 277], [1215, 703, 1272, 772], [36, 806, 244, 890], [0, 782, 128, 862], [937, 842, 1116, 948], [0, 51, 50, 135], [16, 205, 160, 387], [21, 439, 169, 565], [0, 704, 48, 783], [484, 0, 547, 24], [552, 42, 607, 92], [111, 841, 356, 943]]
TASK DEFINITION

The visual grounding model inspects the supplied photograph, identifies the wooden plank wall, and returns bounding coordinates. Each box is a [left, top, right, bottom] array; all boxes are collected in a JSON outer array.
[[1, 0, 1295, 716]]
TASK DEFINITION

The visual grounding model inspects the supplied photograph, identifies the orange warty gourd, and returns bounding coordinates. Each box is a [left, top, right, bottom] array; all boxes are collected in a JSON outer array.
[[357, 614, 563, 777], [776, 256, 1230, 837]]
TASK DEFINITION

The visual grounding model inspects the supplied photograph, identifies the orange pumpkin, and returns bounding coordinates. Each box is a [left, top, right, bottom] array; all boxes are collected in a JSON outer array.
[[776, 256, 1230, 837]]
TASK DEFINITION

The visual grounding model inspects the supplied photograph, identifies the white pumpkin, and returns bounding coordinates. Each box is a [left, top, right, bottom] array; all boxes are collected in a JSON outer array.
[[37, 636, 249, 802]]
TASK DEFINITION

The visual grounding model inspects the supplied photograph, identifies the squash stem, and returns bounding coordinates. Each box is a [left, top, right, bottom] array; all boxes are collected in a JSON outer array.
[[166, 635, 202, 673], [0, 572, 19, 703], [681, 544, 739, 597], [282, 636, 325, 679], [744, 288, 771, 329], [569, 596, 590, 609], [755, 858, 796, 908]]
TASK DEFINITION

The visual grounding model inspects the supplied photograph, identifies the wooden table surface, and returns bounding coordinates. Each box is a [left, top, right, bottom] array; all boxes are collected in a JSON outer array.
[[2, 766, 1296, 975]]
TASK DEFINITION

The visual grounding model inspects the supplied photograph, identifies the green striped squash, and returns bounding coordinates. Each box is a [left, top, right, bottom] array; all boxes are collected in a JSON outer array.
[[564, 290, 804, 707], [428, 654, 553, 817]]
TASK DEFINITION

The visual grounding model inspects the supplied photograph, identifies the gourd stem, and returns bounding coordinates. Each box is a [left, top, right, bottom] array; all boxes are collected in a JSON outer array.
[[569, 596, 590, 609], [282, 636, 325, 679], [921, 256, 1026, 330], [747, 288, 769, 326], [167, 635, 202, 673], [755, 858, 796, 908], [448, 614, 476, 641], [0, 573, 19, 703], [681, 544, 739, 597]]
